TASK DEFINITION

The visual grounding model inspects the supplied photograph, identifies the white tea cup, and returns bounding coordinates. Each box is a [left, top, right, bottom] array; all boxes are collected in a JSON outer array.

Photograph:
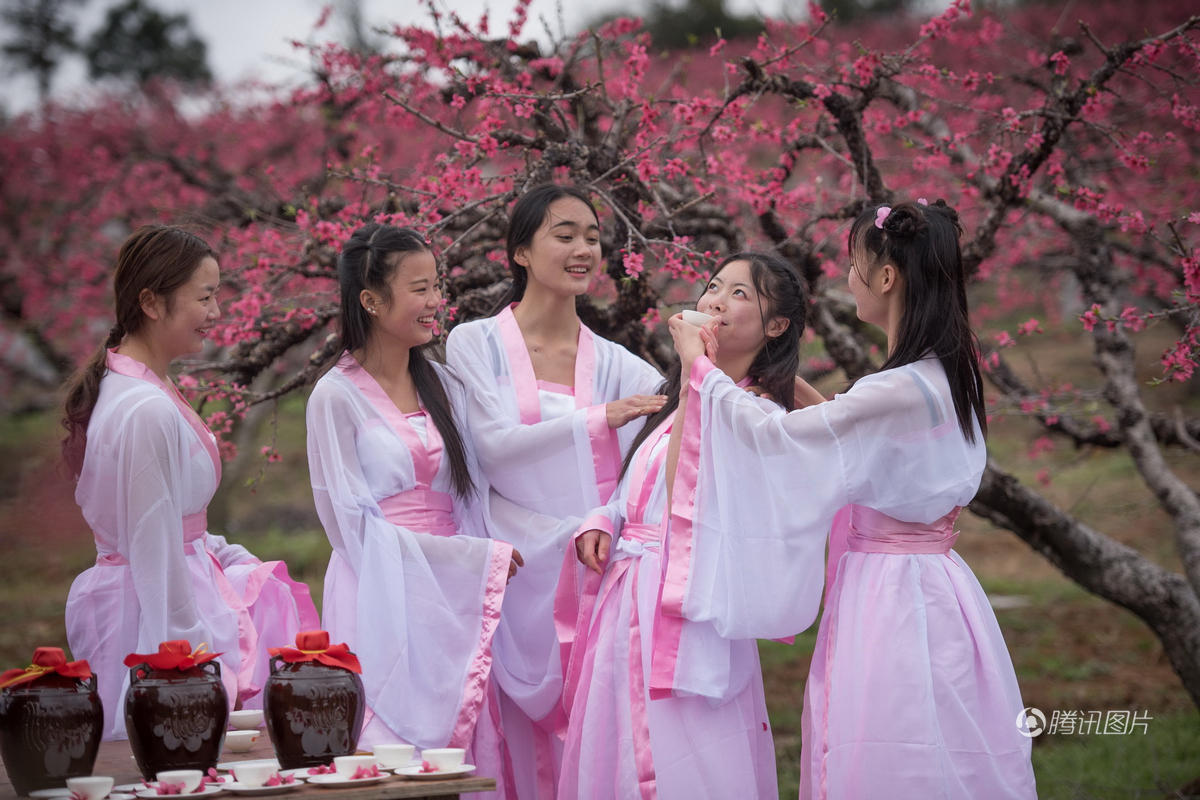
[[421, 747, 465, 771], [66, 776, 113, 800], [156, 770, 203, 794], [224, 730, 259, 753], [232, 760, 277, 788], [681, 310, 714, 326], [227, 709, 264, 730], [371, 744, 415, 769], [333, 754, 377, 779]]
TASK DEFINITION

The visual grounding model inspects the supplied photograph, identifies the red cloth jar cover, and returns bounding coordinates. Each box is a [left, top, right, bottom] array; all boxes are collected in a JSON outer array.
[[122, 639, 221, 670], [268, 630, 362, 673], [0, 647, 92, 689]]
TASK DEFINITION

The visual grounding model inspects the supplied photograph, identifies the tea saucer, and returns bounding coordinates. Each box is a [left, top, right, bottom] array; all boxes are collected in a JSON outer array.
[[29, 792, 135, 800], [395, 764, 476, 780], [274, 769, 315, 781], [134, 785, 225, 798], [305, 773, 389, 788], [221, 782, 302, 795]]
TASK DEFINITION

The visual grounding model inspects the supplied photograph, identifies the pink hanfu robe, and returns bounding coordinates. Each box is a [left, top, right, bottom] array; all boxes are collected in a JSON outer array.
[[557, 412, 777, 800], [445, 306, 663, 800], [66, 350, 319, 741], [306, 354, 514, 795], [668, 355, 1037, 800]]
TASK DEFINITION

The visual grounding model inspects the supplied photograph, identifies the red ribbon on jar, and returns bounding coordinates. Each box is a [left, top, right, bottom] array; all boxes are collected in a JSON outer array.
[[268, 631, 361, 674], [0, 647, 92, 690], [122, 640, 222, 670]]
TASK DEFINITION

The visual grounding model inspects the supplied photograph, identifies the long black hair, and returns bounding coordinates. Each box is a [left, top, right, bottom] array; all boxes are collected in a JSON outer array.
[[619, 251, 808, 480], [848, 199, 986, 442], [338, 223, 475, 498], [490, 183, 600, 314]]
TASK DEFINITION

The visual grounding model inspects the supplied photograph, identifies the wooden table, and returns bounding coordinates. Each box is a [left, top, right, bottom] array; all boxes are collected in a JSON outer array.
[[0, 738, 494, 800]]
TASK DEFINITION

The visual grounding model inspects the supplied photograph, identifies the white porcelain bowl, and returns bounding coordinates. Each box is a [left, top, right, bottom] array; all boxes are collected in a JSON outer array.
[[66, 776, 114, 800], [224, 730, 260, 753], [156, 770, 203, 794], [232, 761, 277, 788], [681, 309, 714, 326], [371, 743, 415, 769], [227, 709, 265, 730], [332, 755, 377, 779], [421, 747, 465, 771]]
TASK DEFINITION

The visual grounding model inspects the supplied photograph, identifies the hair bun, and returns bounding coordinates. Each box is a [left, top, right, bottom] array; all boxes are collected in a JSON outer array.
[[882, 204, 927, 239], [929, 198, 960, 225]]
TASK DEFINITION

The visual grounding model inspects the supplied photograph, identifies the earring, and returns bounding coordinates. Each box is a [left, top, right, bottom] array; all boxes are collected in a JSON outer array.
[[368, 307, 377, 315]]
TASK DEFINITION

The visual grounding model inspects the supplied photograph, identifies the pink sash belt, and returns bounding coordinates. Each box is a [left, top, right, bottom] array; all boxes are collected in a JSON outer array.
[[91, 509, 290, 705], [612, 521, 661, 556], [846, 506, 959, 555], [96, 511, 209, 565], [378, 488, 456, 538]]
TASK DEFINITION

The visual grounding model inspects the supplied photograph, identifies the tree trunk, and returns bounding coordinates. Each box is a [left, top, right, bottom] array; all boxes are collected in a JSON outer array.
[[971, 461, 1200, 708]]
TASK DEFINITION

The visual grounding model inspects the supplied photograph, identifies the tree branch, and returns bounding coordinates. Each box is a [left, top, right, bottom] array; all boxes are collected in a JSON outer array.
[[972, 461, 1200, 708]]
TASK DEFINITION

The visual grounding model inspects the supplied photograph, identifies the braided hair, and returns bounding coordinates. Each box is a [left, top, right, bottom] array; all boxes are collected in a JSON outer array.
[[61, 225, 217, 476]]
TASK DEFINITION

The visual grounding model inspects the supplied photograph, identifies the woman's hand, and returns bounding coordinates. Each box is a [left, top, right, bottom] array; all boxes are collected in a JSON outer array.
[[507, 548, 525, 582], [700, 320, 719, 362], [668, 313, 719, 369], [575, 530, 612, 575], [606, 394, 667, 428]]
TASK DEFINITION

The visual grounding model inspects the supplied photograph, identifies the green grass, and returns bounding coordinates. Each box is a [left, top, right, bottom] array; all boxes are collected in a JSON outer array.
[[1032, 710, 1200, 799]]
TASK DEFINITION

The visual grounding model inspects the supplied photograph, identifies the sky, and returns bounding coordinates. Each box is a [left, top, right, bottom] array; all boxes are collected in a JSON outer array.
[[1, 0, 805, 114]]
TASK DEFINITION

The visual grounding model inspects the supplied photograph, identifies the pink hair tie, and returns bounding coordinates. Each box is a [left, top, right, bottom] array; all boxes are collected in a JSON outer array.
[[917, 197, 929, 206], [874, 206, 892, 229]]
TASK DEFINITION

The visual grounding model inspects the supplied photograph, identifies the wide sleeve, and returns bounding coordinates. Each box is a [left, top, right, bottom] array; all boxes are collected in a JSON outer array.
[[662, 357, 984, 643], [116, 395, 213, 652], [305, 378, 511, 748], [202, 533, 259, 569], [446, 322, 624, 510]]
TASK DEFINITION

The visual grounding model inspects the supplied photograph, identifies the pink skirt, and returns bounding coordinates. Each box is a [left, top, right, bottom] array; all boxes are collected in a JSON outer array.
[[560, 544, 777, 800], [800, 544, 1037, 799]]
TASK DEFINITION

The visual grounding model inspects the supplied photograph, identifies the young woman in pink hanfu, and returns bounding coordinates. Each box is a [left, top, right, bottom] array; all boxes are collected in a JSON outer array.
[[62, 226, 319, 741], [307, 224, 521, 794], [561, 252, 808, 800], [667, 201, 1037, 799], [445, 185, 666, 800]]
